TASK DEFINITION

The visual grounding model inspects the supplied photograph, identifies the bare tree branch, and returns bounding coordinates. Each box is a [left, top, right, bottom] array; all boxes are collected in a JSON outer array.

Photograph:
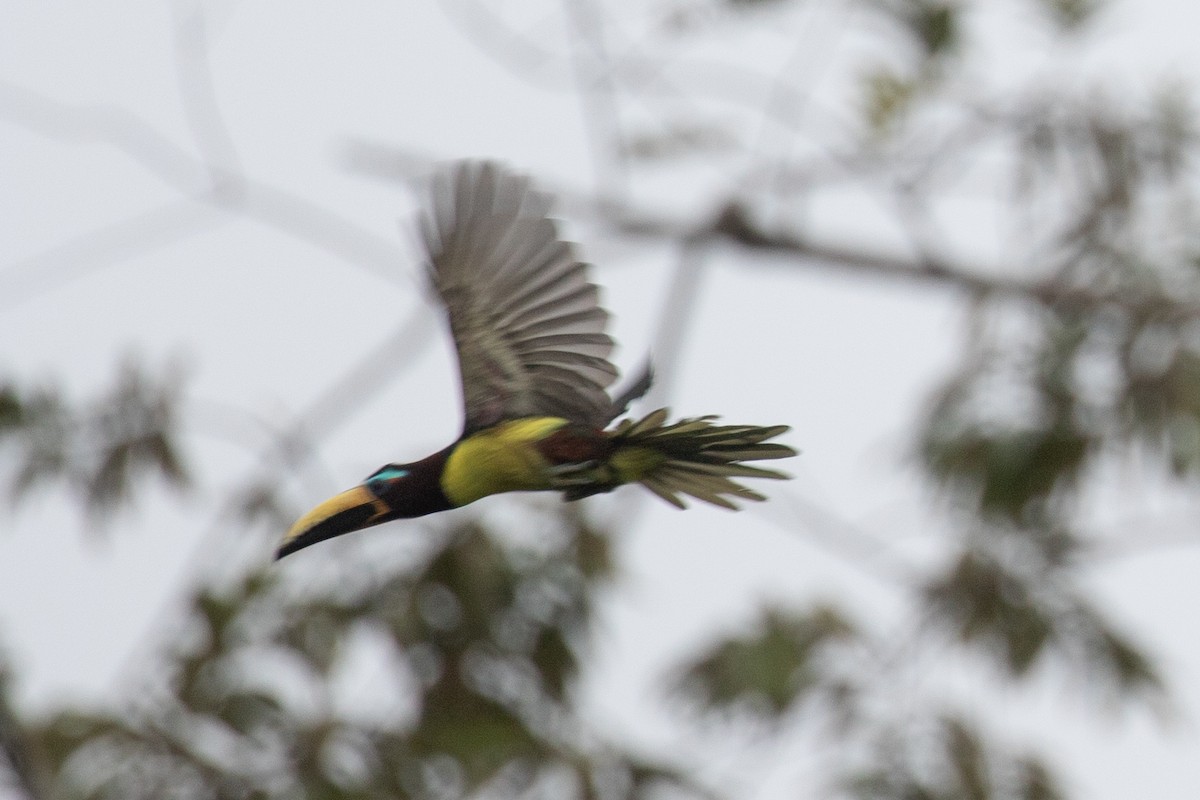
[[344, 140, 1200, 323], [563, 0, 630, 195], [0, 82, 410, 294]]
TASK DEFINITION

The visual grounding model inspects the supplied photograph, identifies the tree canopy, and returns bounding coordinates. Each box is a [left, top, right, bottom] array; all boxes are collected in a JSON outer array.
[[3, 1, 1199, 798]]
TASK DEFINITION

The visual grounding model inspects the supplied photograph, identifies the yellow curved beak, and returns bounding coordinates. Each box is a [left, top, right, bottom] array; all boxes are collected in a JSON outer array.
[[276, 485, 389, 560]]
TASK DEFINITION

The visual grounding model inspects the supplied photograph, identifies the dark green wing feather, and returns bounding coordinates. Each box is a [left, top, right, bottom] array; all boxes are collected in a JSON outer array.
[[422, 161, 621, 435]]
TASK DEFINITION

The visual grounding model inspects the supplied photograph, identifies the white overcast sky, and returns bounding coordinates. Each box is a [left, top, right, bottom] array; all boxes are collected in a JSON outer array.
[[3, 2, 1200, 798]]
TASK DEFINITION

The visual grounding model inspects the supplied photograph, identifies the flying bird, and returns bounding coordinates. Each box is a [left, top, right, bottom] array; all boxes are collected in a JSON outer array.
[[277, 161, 795, 559]]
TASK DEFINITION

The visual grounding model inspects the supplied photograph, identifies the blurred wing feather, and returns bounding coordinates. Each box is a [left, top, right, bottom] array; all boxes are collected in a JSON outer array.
[[423, 162, 618, 434]]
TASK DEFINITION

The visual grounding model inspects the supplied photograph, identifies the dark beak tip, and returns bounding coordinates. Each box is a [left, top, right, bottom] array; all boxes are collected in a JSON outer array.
[[276, 503, 381, 561]]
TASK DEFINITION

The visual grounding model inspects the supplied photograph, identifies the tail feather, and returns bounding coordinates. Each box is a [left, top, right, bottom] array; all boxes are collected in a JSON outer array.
[[640, 475, 690, 509], [665, 460, 786, 480], [613, 409, 796, 510], [614, 407, 670, 436]]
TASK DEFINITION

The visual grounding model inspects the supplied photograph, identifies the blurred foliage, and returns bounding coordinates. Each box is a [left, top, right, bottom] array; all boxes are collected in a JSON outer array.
[[675, 605, 859, 721], [843, 714, 1065, 800], [1038, 0, 1101, 31], [0, 359, 188, 524], [864, 68, 919, 138], [911, 88, 1200, 699], [880, 0, 961, 60], [18, 514, 700, 800], [5, 0, 1200, 798], [861, 0, 961, 137], [924, 546, 1162, 699]]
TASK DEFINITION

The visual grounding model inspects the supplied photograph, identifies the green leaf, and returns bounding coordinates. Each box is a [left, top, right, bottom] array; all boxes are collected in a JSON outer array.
[[1017, 756, 1066, 800], [530, 626, 575, 703], [413, 679, 540, 789], [1096, 627, 1160, 693], [281, 608, 348, 676], [924, 425, 1091, 523], [677, 605, 857, 718], [1038, 0, 1100, 31], [863, 68, 916, 137], [942, 715, 990, 800], [924, 552, 1053, 675], [906, 1, 959, 59], [0, 384, 21, 433], [221, 690, 284, 736], [423, 528, 518, 639], [2, 359, 191, 522], [573, 520, 613, 581]]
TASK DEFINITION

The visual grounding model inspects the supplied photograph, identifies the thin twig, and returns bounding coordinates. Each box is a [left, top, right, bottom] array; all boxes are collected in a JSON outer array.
[[563, 0, 630, 196], [0, 82, 410, 297]]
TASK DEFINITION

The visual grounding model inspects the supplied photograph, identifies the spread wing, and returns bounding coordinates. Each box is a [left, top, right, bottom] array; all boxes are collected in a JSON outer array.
[[422, 161, 621, 435]]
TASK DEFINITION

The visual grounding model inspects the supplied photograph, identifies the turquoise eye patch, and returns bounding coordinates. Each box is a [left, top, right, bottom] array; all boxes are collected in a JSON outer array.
[[367, 466, 409, 482]]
